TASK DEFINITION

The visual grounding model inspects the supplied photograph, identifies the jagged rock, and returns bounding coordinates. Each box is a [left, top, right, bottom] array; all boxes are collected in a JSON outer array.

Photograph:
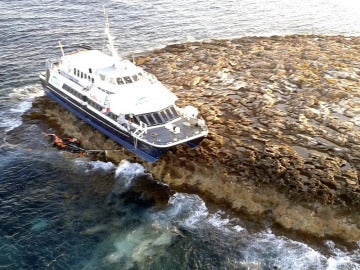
[[28, 35, 360, 245]]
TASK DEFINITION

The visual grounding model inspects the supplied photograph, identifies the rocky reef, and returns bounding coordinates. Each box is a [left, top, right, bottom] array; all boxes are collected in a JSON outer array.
[[30, 35, 360, 245]]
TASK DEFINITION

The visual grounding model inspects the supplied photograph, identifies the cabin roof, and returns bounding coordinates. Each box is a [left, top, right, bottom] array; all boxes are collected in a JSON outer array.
[[62, 50, 139, 76], [63, 50, 112, 69]]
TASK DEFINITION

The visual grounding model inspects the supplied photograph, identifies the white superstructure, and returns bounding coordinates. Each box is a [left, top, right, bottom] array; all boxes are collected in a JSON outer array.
[[40, 10, 208, 162]]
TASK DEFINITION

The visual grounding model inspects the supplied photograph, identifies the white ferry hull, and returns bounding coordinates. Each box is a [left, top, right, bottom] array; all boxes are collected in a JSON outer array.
[[39, 11, 207, 162], [39, 74, 204, 162]]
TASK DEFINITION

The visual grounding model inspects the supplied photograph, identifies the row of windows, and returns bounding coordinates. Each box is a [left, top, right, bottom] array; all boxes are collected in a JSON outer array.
[[108, 112, 118, 121], [86, 99, 118, 121], [134, 106, 179, 127], [73, 68, 94, 83], [63, 83, 118, 121], [115, 73, 144, 85], [63, 84, 82, 99], [69, 69, 146, 87], [99, 72, 145, 86], [59, 70, 79, 85], [87, 99, 102, 111]]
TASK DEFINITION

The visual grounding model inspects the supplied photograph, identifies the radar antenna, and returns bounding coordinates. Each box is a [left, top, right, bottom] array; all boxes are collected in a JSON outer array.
[[103, 6, 122, 68]]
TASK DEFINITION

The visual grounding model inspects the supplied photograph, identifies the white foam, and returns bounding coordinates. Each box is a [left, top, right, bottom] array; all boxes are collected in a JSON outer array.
[[325, 240, 360, 270], [114, 160, 145, 189], [240, 232, 327, 269], [201, 209, 359, 269], [233, 225, 246, 232], [206, 210, 248, 233], [9, 85, 44, 101], [0, 100, 33, 132], [207, 210, 231, 228], [0, 116, 22, 132], [0, 85, 44, 133], [149, 192, 249, 235], [75, 159, 115, 173], [239, 231, 360, 269], [9, 100, 33, 113], [151, 193, 208, 229]]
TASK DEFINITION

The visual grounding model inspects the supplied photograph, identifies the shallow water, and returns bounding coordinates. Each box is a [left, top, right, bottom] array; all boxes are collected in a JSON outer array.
[[1, 0, 360, 269]]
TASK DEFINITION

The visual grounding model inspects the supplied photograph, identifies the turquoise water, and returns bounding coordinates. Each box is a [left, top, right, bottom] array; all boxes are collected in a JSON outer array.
[[1, 0, 360, 269]]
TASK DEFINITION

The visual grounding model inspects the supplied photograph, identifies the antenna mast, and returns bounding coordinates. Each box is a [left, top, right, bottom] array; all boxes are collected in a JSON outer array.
[[103, 6, 121, 67], [58, 41, 65, 56]]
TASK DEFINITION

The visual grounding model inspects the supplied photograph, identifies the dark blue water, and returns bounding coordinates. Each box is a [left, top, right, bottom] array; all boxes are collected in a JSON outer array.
[[1, 0, 360, 269]]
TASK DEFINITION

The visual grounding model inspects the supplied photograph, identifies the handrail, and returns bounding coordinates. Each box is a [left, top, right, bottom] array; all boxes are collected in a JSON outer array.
[[132, 121, 147, 138]]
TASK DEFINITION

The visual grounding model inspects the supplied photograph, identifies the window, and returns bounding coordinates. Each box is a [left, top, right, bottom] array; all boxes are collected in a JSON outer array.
[[166, 108, 172, 118], [109, 112, 116, 121], [153, 113, 162, 124], [160, 111, 169, 122], [132, 106, 179, 127], [63, 84, 75, 93], [123, 76, 132, 84], [170, 106, 178, 117], [63, 84, 85, 100], [147, 114, 156, 125], [117, 77, 124, 85], [138, 115, 147, 124], [132, 74, 139, 82]]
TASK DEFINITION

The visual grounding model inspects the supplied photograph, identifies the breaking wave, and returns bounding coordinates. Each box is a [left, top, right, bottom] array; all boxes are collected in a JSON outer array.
[[1, 157, 358, 269], [0, 85, 44, 133], [80, 161, 358, 269], [150, 192, 209, 229], [74, 159, 116, 174], [114, 160, 145, 190], [8, 85, 44, 101]]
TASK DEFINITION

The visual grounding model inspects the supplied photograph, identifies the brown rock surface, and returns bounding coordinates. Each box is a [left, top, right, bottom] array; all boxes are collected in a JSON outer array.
[[30, 35, 360, 245]]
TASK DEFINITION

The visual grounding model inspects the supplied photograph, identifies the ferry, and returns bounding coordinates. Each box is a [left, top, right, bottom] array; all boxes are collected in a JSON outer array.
[[39, 10, 208, 162]]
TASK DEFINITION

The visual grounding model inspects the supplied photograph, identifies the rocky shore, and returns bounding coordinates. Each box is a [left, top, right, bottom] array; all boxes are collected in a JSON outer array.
[[29, 35, 360, 245]]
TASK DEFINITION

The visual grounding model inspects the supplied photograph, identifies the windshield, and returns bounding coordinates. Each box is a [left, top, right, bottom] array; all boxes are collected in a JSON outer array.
[[114, 73, 145, 85]]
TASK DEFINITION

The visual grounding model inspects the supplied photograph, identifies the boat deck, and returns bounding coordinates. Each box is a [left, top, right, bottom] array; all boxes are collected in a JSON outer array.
[[141, 118, 207, 146]]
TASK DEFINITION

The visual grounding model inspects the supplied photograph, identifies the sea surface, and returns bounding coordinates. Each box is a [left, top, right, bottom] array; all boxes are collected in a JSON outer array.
[[1, 0, 360, 269]]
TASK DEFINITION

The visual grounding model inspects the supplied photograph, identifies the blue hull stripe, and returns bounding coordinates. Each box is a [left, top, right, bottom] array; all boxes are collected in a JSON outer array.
[[42, 83, 161, 162]]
